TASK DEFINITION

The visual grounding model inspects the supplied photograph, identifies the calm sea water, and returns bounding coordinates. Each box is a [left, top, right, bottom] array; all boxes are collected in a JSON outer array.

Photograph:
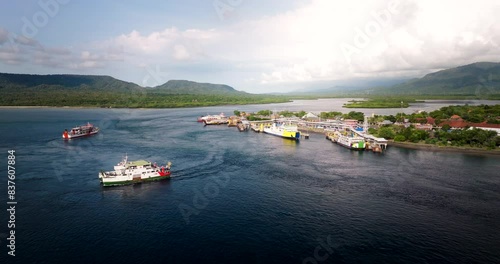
[[0, 100, 499, 264]]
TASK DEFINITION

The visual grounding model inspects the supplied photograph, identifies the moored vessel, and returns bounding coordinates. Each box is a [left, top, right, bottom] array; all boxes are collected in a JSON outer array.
[[326, 129, 365, 150], [263, 122, 300, 140], [199, 113, 229, 125], [62, 122, 99, 140], [198, 113, 226, 122], [99, 155, 171, 187]]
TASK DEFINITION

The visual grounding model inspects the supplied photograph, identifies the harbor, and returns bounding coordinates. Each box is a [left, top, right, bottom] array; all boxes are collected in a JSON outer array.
[[3, 106, 500, 264], [198, 112, 389, 152]]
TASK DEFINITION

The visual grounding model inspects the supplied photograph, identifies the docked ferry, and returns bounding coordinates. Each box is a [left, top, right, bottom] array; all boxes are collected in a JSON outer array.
[[326, 129, 365, 150], [62, 122, 99, 140], [263, 122, 301, 140], [99, 155, 171, 187]]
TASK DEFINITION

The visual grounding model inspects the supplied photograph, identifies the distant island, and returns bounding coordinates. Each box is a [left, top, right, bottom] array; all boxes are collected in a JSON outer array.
[[343, 99, 417, 108]]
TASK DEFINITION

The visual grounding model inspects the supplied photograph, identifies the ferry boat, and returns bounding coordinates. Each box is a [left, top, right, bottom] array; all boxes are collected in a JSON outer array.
[[62, 122, 99, 140], [197, 113, 226, 123], [327, 130, 365, 150], [99, 155, 171, 187], [263, 122, 300, 140]]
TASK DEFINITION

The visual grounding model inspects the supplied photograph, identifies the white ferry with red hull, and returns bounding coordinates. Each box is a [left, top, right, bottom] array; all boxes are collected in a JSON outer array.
[[99, 155, 172, 187], [62, 122, 99, 140], [198, 113, 227, 123]]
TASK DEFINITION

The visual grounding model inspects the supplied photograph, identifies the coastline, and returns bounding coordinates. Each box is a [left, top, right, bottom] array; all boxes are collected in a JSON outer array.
[[0, 100, 293, 110], [297, 128, 500, 156], [388, 141, 500, 156], [0, 105, 97, 109]]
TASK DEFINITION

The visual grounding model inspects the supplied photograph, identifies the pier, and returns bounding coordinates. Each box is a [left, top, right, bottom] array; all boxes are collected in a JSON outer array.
[[248, 119, 387, 149], [202, 115, 388, 151]]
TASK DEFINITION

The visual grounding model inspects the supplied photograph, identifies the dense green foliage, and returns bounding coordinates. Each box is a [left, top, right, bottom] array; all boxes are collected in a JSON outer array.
[[152, 80, 239, 94], [371, 125, 498, 149], [343, 111, 365, 121], [319, 111, 342, 119], [374, 62, 500, 97], [344, 99, 413, 108], [370, 105, 500, 125], [0, 73, 291, 107], [370, 104, 500, 149], [429, 104, 500, 124], [0, 90, 290, 108]]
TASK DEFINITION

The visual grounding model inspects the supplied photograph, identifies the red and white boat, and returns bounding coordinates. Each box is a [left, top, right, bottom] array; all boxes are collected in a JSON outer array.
[[197, 113, 228, 124], [99, 155, 172, 187], [62, 122, 99, 140]]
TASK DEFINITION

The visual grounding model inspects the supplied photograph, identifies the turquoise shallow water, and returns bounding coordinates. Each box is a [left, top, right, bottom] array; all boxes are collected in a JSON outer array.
[[0, 105, 499, 264]]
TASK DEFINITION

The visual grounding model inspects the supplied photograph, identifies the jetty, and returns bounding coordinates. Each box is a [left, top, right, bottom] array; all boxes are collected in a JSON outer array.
[[248, 118, 387, 149]]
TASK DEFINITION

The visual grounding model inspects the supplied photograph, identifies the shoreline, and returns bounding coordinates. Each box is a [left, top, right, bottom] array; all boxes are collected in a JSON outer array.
[[297, 128, 500, 156], [388, 141, 500, 156], [0, 100, 293, 110]]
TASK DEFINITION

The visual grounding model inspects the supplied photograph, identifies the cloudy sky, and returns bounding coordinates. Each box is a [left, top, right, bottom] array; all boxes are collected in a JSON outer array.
[[0, 0, 499, 93]]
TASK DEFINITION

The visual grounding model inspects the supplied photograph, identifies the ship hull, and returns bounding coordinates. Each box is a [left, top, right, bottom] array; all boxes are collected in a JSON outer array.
[[100, 172, 171, 187], [327, 132, 365, 150], [263, 129, 300, 140], [63, 130, 99, 140], [203, 119, 228, 125], [335, 141, 365, 150]]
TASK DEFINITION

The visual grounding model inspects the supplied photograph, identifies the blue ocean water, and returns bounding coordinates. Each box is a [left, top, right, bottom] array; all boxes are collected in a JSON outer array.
[[0, 104, 499, 264]]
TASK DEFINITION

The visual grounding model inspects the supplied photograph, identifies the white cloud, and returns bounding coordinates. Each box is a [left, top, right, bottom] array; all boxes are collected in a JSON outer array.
[[0, 28, 8, 45], [109, 27, 219, 61], [2, 0, 500, 92]]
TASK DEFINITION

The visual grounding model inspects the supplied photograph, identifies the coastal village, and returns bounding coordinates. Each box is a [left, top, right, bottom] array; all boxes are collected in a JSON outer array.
[[197, 104, 500, 153]]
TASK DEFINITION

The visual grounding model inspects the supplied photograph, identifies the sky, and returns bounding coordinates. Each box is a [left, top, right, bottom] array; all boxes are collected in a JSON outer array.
[[0, 0, 499, 93]]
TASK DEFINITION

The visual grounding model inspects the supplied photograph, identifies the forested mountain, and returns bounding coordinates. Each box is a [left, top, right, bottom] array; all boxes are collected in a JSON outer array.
[[0, 73, 285, 107], [152, 80, 242, 94], [0, 73, 142, 92], [375, 62, 500, 96]]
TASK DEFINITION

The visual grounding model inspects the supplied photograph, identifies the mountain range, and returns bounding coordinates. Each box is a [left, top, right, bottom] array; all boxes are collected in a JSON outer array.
[[0, 73, 242, 95], [0, 61, 499, 107], [374, 62, 500, 96], [301, 62, 500, 97]]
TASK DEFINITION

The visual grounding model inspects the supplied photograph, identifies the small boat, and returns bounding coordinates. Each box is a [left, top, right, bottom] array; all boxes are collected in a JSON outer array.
[[363, 135, 388, 153], [99, 155, 171, 187], [237, 123, 247, 132], [62, 122, 99, 140], [263, 121, 300, 140]]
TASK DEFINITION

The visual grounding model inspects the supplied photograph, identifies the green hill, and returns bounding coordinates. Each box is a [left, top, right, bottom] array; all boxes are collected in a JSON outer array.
[[152, 80, 242, 94], [0, 73, 288, 107], [0, 73, 142, 92], [377, 62, 500, 97]]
